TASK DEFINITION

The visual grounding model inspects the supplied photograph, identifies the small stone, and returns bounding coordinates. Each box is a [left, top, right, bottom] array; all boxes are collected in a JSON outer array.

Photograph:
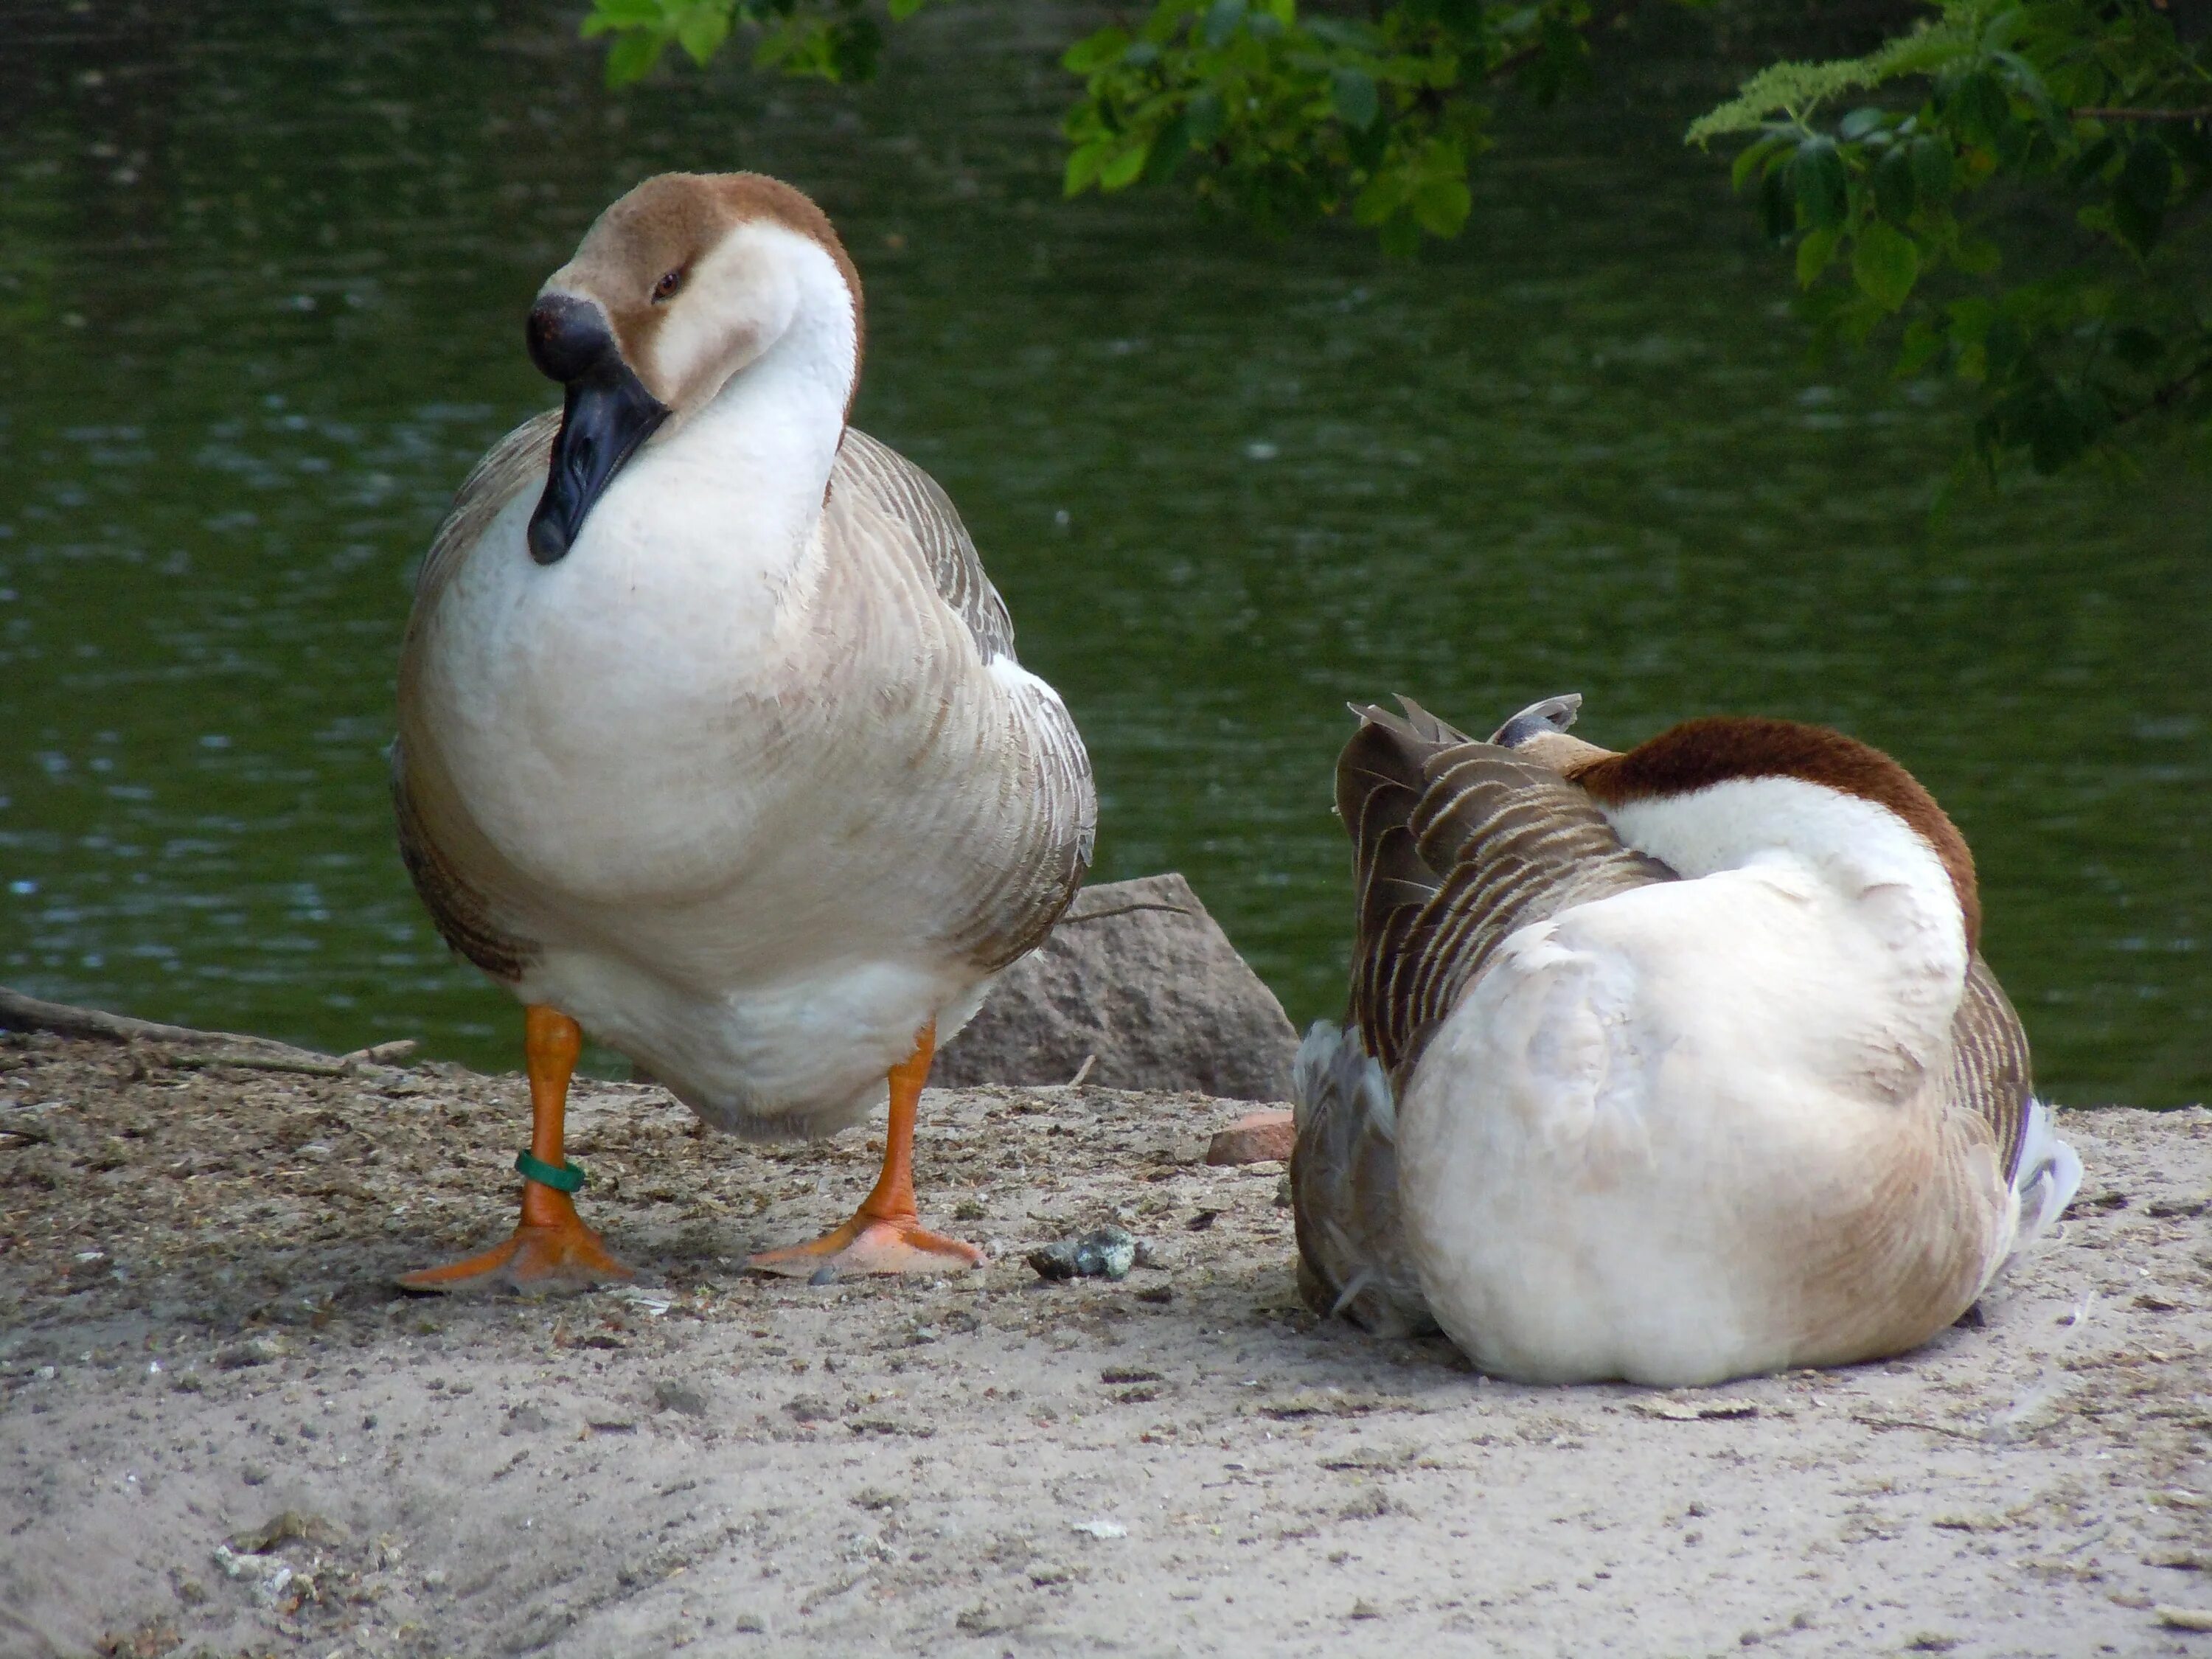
[[1206, 1110, 1295, 1166], [215, 1336, 287, 1370], [2159, 1608, 2212, 1632], [240, 1462, 270, 1486], [1026, 1241, 1080, 1281], [1072, 1227, 1136, 1280], [232, 1510, 342, 1553], [1350, 1599, 1381, 1620], [504, 1404, 550, 1434], [653, 1379, 709, 1418]]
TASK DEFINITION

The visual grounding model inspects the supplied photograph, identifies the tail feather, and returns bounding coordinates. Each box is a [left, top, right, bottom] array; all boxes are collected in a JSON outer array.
[[2003, 1096, 2083, 1273], [1290, 1020, 1437, 1338]]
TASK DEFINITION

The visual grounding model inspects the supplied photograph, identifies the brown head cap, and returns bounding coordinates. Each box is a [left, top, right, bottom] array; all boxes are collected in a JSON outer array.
[[1568, 716, 1981, 950], [552, 172, 864, 412]]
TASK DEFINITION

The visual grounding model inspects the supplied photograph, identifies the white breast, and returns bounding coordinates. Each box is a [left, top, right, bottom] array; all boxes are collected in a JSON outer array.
[[1394, 781, 1989, 1386]]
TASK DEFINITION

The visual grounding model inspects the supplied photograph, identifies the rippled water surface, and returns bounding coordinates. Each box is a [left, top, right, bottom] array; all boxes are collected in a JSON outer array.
[[3, 1, 2207, 1102]]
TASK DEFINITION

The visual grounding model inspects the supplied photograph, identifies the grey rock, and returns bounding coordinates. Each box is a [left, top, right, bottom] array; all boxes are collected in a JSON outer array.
[[653, 1378, 709, 1418], [933, 873, 1295, 1101], [1029, 1226, 1138, 1283]]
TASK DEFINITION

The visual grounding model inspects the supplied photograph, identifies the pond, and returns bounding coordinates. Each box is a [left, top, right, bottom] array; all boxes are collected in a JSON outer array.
[[3, 1, 2207, 1105]]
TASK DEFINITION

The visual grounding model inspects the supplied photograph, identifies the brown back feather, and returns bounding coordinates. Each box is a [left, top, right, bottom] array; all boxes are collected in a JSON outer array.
[[1338, 700, 1672, 1083]]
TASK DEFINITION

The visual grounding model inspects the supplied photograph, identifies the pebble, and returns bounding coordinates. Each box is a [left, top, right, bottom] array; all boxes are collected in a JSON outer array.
[[1028, 1226, 1138, 1282], [215, 1337, 287, 1370], [1205, 1110, 1294, 1166], [653, 1378, 709, 1418]]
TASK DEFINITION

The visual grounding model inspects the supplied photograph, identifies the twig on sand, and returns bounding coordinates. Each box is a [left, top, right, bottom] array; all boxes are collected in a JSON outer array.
[[0, 985, 413, 1077]]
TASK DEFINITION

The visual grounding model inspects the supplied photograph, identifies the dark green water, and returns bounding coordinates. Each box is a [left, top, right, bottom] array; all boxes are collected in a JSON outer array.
[[3, 3, 2207, 1103]]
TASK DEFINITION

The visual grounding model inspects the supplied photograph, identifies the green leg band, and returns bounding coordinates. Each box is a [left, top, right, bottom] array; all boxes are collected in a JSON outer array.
[[515, 1150, 586, 1193]]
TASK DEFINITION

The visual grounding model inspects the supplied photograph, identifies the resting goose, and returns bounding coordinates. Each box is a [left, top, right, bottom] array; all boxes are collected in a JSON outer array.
[[1292, 695, 2080, 1385], [391, 172, 1094, 1287]]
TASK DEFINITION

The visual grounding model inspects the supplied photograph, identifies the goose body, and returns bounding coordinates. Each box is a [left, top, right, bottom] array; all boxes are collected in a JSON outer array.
[[392, 173, 1092, 1284], [1293, 697, 2079, 1386]]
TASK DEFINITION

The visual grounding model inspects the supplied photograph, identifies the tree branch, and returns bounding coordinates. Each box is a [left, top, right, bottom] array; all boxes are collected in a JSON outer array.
[[2071, 107, 2212, 123]]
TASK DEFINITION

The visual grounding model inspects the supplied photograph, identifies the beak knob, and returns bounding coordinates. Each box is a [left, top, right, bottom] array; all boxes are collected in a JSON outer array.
[[527, 293, 617, 384]]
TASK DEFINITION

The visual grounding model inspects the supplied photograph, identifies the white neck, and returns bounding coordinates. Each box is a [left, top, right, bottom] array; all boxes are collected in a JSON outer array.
[[612, 234, 856, 577], [1601, 776, 1969, 982]]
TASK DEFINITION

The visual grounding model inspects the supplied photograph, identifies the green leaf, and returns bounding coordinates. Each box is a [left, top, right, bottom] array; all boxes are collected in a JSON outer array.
[[605, 29, 666, 86], [1411, 174, 1472, 238], [1063, 139, 1109, 197], [1796, 225, 1840, 287], [674, 4, 728, 69], [585, 0, 666, 29], [1837, 105, 1885, 142], [1352, 168, 1406, 226], [1730, 131, 1789, 194], [1894, 317, 1945, 377], [886, 0, 929, 17], [1332, 66, 1380, 131], [1099, 139, 1152, 192], [1907, 135, 1952, 201], [1793, 139, 1849, 231], [2112, 326, 2166, 370], [1952, 234, 2000, 275], [1061, 27, 1130, 75], [1203, 0, 1247, 49], [1759, 165, 1793, 241], [1144, 113, 1191, 184], [2112, 141, 2172, 254], [1871, 144, 1915, 223], [1851, 220, 1919, 310], [1186, 89, 1225, 147]]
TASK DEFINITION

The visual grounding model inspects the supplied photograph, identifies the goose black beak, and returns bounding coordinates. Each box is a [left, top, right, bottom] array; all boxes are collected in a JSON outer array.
[[524, 293, 669, 566]]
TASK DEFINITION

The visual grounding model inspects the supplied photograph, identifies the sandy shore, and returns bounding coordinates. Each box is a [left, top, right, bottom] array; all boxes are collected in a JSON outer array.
[[1, 1029, 2208, 1658]]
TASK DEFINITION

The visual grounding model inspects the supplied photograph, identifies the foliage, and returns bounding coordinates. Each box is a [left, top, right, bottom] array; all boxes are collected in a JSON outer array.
[[580, 0, 934, 88], [580, 0, 2212, 478], [1052, 0, 1610, 255], [1691, 0, 2211, 475], [585, 0, 1639, 254]]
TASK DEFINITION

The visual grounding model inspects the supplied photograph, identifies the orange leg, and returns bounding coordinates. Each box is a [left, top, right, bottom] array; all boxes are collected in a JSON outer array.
[[749, 1022, 984, 1278], [398, 1005, 634, 1293]]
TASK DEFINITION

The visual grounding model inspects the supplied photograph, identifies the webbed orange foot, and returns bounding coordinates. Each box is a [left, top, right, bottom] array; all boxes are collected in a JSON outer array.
[[399, 1198, 634, 1293], [749, 1212, 984, 1279]]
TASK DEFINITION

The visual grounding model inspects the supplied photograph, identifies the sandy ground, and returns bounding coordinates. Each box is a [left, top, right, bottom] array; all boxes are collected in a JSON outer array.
[[1, 1029, 2209, 1659]]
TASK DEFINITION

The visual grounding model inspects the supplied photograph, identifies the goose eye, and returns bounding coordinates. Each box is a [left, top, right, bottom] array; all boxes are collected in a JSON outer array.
[[652, 268, 684, 302]]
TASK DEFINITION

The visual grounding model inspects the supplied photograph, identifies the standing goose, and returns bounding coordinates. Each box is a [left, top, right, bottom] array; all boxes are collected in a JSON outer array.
[[1293, 695, 2080, 1385], [392, 172, 1093, 1287]]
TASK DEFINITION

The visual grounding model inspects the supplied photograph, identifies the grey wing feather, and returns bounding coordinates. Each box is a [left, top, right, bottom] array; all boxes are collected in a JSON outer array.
[[392, 411, 561, 982], [411, 408, 560, 614], [832, 428, 1091, 970], [392, 750, 538, 984], [1945, 955, 2034, 1183], [1295, 696, 1669, 1335], [1290, 1020, 1439, 1338], [835, 427, 1017, 663], [1342, 698, 1672, 1082]]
